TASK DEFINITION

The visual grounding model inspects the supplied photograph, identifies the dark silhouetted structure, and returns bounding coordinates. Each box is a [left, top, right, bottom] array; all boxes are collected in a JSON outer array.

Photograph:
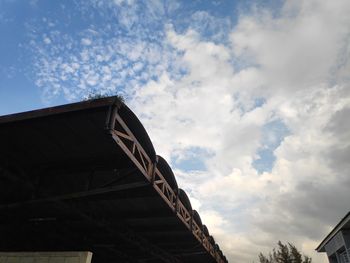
[[0, 97, 228, 263]]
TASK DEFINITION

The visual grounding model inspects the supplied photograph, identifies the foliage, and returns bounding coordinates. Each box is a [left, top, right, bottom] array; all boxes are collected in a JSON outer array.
[[258, 241, 312, 263], [84, 93, 125, 104]]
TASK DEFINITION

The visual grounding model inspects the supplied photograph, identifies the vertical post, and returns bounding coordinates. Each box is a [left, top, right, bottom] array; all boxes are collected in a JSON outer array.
[[105, 105, 117, 132], [190, 210, 193, 232], [175, 189, 179, 214], [105, 97, 123, 132], [151, 156, 158, 185]]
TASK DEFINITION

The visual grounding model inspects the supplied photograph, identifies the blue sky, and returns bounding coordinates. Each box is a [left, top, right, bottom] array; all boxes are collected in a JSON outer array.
[[0, 0, 282, 111], [0, 0, 284, 173], [1, 1, 350, 262]]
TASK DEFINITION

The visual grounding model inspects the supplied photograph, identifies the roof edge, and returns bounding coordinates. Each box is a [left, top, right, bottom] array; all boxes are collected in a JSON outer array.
[[0, 96, 123, 124], [316, 211, 350, 252]]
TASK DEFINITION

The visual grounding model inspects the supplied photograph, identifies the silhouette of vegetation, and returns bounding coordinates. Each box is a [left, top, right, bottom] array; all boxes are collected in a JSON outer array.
[[258, 241, 312, 263], [84, 93, 125, 104]]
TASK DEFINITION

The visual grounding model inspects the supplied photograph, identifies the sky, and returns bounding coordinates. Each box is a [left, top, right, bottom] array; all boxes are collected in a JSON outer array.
[[1, 0, 350, 262]]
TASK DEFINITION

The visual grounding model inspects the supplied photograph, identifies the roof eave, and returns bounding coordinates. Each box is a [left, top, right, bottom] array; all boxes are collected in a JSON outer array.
[[316, 211, 350, 252], [0, 96, 123, 124]]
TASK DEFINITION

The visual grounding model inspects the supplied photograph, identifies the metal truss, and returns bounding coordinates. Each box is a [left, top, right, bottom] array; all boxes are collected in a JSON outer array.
[[109, 108, 225, 263]]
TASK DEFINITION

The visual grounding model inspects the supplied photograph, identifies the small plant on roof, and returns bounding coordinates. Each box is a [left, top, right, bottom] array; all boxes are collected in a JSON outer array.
[[84, 92, 125, 104]]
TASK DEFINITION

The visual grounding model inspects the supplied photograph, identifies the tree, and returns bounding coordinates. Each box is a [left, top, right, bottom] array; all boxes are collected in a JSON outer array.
[[258, 241, 312, 263]]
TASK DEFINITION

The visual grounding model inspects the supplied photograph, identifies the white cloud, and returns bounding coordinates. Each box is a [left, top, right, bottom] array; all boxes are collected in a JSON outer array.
[[43, 36, 51, 44], [129, 1, 350, 262], [29, 0, 350, 262], [81, 38, 92, 46]]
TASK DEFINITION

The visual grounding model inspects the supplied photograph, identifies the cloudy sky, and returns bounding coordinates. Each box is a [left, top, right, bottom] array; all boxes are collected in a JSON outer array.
[[1, 0, 350, 262]]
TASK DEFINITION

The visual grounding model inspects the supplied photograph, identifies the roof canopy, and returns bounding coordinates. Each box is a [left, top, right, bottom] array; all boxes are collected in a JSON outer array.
[[0, 97, 228, 263]]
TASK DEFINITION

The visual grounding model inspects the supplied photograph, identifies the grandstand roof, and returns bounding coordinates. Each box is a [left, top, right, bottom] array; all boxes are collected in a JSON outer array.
[[0, 97, 228, 263]]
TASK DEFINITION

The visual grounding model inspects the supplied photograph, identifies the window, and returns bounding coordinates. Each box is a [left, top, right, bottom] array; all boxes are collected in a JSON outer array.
[[339, 250, 349, 263]]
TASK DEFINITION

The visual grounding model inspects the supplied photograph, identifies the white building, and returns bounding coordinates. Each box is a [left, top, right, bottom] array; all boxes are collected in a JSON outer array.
[[317, 212, 350, 263]]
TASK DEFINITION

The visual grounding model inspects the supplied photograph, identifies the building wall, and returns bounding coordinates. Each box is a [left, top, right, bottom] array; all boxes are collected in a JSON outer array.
[[325, 231, 346, 256], [343, 230, 350, 248], [0, 252, 92, 263], [324, 231, 350, 263]]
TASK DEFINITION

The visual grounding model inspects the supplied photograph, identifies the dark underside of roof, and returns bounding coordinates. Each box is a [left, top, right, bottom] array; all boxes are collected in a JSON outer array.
[[0, 98, 226, 263]]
